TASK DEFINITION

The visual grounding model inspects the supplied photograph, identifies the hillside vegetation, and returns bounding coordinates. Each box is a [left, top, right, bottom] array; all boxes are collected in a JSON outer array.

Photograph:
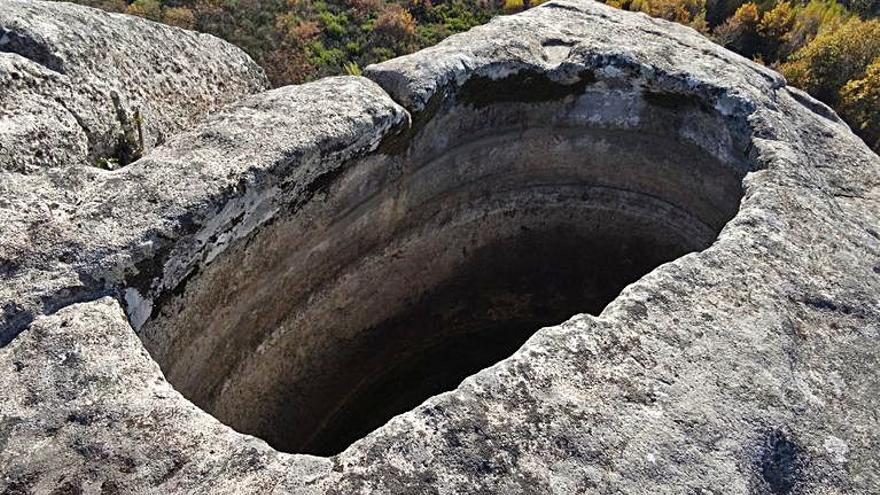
[[67, 0, 879, 151]]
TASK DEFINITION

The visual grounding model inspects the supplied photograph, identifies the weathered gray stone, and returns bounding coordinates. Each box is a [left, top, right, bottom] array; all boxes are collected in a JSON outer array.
[[0, 0, 269, 338], [0, 73, 407, 346], [0, 297, 322, 494], [2, 0, 879, 494], [0, 0, 268, 173]]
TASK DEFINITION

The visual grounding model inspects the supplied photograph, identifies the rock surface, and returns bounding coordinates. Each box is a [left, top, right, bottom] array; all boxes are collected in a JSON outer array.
[[0, 0, 269, 340], [1, 0, 879, 494], [0, 0, 268, 172]]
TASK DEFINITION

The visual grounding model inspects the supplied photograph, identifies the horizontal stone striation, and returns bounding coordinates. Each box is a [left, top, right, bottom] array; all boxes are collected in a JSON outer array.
[[0, 76, 406, 347], [142, 80, 746, 457], [1, 0, 879, 494]]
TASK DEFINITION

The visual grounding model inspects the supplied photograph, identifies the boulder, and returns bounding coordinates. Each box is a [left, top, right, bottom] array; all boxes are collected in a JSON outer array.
[[0, 0, 268, 172], [0, 0, 268, 338]]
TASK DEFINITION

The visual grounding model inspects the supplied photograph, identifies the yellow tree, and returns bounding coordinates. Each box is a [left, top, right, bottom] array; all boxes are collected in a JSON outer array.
[[782, 18, 880, 104], [630, 0, 709, 31], [758, 1, 796, 62], [783, 0, 850, 58], [126, 0, 162, 22], [839, 58, 880, 151], [713, 2, 761, 58], [372, 4, 417, 51], [163, 7, 197, 30]]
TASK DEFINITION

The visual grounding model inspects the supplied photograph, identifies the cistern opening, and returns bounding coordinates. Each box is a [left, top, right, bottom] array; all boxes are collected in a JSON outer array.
[[133, 80, 748, 456]]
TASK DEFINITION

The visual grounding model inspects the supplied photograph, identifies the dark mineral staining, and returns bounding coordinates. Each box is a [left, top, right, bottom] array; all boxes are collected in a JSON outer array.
[[643, 90, 708, 112], [100, 480, 123, 495], [800, 296, 867, 319], [758, 430, 803, 495], [0, 416, 24, 453], [1, 472, 40, 495], [457, 70, 595, 108], [0, 302, 34, 348], [802, 296, 839, 312], [49, 480, 83, 495], [66, 411, 96, 426]]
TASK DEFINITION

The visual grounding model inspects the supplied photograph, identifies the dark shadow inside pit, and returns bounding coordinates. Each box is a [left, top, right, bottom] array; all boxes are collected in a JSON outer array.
[[303, 224, 699, 455]]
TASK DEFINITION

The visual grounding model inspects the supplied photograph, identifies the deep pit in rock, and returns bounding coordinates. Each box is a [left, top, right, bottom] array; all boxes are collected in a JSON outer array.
[[134, 80, 749, 456]]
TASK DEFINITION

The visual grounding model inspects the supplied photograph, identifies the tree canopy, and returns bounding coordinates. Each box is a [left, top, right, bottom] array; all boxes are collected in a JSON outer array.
[[67, 0, 879, 152]]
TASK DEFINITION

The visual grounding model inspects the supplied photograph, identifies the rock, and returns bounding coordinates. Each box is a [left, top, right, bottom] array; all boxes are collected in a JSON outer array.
[[0, 54, 88, 171], [0, 297, 325, 493], [0, 74, 406, 346], [1, 0, 879, 494], [0, 0, 268, 172], [0, 0, 270, 340]]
